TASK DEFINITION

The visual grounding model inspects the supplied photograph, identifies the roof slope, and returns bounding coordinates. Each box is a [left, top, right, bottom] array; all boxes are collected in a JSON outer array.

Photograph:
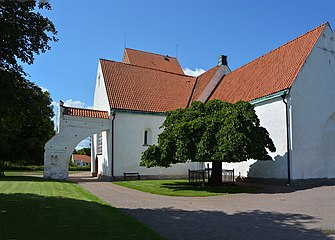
[[63, 106, 109, 119], [100, 59, 196, 113], [122, 48, 184, 74], [209, 23, 326, 103], [72, 154, 91, 163], [190, 65, 220, 102]]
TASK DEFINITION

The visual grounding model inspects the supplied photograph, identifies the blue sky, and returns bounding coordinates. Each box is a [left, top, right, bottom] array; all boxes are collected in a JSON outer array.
[[24, 0, 335, 148]]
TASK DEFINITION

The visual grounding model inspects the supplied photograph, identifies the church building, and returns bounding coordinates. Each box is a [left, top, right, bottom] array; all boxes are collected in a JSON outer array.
[[44, 23, 335, 183]]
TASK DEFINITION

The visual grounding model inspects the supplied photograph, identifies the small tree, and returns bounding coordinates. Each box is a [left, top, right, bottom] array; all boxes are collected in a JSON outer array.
[[140, 100, 276, 186]]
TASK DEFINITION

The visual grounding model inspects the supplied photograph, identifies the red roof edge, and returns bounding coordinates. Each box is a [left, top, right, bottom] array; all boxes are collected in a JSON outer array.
[[63, 106, 109, 119], [228, 23, 327, 78]]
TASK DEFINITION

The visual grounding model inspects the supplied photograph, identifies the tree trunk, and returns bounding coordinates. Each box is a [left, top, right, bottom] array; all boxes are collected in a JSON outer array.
[[209, 161, 222, 186], [0, 159, 5, 177]]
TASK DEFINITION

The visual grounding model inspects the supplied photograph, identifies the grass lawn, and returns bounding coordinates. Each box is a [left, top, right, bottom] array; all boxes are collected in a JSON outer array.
[[114, 179, 259, 197], [0, 175, 164, 240]]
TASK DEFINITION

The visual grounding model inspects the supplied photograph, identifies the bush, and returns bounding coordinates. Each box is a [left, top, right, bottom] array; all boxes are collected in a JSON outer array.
[[4, 162, 90, 171], [4, 163, 44, 171], [69, 165, 91, 171]]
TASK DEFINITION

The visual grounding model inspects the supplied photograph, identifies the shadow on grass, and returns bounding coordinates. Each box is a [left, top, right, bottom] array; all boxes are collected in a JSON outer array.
[[159, 181, 258, 194], [122, 207, 330, 240], [0, 193, 163, 240], [0, 175, 45, 182]]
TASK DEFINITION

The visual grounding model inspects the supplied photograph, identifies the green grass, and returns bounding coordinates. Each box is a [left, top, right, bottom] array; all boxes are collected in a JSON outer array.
[[114, 180, 258, 197], [4, 170, 43, 176], [0, 175, 164, 240]]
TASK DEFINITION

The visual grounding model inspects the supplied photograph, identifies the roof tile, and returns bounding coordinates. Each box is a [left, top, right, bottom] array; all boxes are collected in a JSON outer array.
[[209, 23, 326, 103], [100, 59, 196, 113], [123, 48, 184, 74], [63, 106, 109, 119]]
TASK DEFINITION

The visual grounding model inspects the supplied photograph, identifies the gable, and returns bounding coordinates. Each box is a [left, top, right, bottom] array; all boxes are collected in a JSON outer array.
[[122, 48, 184, 74], [209, 23, 326, 103], [100, 59, 196, 113]]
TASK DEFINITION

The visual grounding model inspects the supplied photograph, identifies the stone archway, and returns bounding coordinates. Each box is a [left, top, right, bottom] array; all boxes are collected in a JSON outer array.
[[44, 102, 110, 180]]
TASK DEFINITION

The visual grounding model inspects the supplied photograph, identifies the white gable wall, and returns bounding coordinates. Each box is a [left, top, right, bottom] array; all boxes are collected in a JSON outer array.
[[92, 61, 112, 176], [93, 62, 110, 111], [290, 25, 335, 179]]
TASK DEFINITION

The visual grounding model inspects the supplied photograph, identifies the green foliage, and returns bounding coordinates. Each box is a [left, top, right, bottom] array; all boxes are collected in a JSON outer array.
[[68, 165, 91, 171], [0, 0, 58, 75], [140, 100, 276, 168], [4, 163, 44, 171], [0, 72, 55, 166], [73, 147, 91, 156], [0, 1, 57, 175]]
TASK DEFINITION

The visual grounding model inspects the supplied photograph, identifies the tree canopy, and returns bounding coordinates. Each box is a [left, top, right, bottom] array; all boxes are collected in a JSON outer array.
[[73, 148, 91, 157], [0, 0, 57, 75], [0, 1, 57, 176], [0, 72, 55, 166], [140, 100, 276, 185]]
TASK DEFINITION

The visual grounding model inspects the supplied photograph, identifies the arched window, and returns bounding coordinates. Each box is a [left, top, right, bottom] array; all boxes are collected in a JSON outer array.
[[143, 128, 152, 146]]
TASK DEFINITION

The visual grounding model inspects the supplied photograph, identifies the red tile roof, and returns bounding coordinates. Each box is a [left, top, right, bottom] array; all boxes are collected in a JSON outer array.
[[72, 154, 91, 163], [100, 59, 196, 113], [209, 23, 326, 103], [190, 65, 220, 103], [122, 48, 184, 74], [63, 106, 109, 119]]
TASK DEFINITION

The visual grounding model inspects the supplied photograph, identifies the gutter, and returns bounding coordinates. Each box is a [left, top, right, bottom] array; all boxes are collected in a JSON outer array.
[[281, 91, 291, 186], [111, 110, 116, 181]]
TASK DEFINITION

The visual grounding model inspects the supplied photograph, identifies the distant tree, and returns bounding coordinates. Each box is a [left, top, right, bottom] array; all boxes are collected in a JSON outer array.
[[0, 1, 57, 176], [73, 148, 91, 156], [140, 100, 276, 186]]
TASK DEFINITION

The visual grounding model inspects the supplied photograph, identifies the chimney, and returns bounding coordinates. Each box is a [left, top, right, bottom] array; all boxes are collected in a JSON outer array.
[[218, 55, 228, 66]]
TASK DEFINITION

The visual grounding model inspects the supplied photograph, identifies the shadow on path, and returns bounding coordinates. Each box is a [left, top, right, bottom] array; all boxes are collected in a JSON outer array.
[[121, 208, 330, 240]]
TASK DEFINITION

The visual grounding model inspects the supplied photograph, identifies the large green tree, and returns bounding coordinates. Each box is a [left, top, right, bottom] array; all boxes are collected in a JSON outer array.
[[0, 0, 57, 176], [140, 100, 276, 186], [0, 0, 57, 75]]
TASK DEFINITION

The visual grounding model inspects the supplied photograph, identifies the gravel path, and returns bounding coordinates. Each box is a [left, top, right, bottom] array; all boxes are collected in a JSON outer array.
[[70, 172, 335, 240]]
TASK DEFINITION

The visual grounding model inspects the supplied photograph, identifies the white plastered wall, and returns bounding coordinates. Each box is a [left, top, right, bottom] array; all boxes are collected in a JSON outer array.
[[44, 106, 110, 180], [221, 98, 288, 179], [289, 25, 335, 179], [111, 112, 198, 177], [91, 61, 112, 176]]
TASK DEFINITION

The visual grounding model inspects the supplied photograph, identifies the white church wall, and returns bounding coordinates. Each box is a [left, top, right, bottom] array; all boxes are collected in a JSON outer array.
[[289, 25, 335, 180], [91, 61, 112, 176], [221, 98, 288, 179], [112, 111, 198, 178], [93, 62, 110, 111]]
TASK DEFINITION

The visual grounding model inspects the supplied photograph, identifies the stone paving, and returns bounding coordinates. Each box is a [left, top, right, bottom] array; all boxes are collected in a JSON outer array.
[[70, 172, 335, 240]]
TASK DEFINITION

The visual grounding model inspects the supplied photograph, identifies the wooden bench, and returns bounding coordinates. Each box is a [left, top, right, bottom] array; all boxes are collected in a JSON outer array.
[[123, 172, 140, 180]]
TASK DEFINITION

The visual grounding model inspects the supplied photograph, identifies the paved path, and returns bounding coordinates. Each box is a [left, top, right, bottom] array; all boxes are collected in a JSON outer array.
[[70, 172, 335, 240]]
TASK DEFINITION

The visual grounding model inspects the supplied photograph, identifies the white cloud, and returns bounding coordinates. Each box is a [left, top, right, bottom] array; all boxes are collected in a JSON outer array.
[[183, 68, 206, 77], [51, 101, 58, 108], [40, 86, 49, 92], [75, 137, 91, 150], [63, 99, 85, 108]]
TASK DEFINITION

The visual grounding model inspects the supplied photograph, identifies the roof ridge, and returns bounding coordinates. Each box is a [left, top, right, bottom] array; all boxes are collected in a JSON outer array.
[[125, 47, 178, 60], [227, 23, 326, 76], [100, 58, 195, 78]]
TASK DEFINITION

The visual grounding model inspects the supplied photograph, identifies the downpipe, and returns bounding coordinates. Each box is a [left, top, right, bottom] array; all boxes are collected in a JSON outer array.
[[111, 111, 116, 181], [281, 93, 291, 186]]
